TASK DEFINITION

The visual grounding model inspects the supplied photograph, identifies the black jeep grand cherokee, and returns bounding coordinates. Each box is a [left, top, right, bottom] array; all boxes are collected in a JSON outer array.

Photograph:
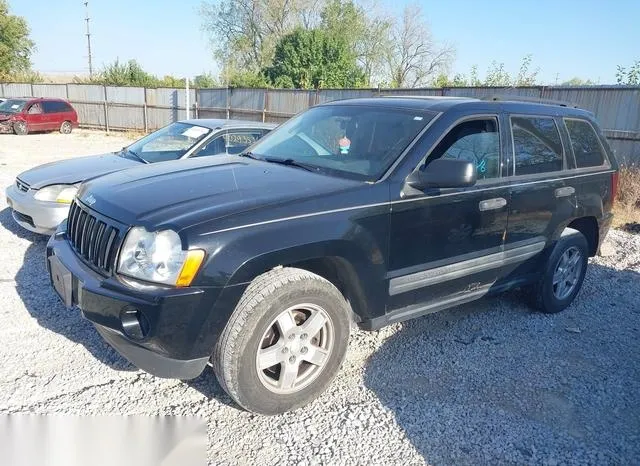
[[47, 97, 618, 414]]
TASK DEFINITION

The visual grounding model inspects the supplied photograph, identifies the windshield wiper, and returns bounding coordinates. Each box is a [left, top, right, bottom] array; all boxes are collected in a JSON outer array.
[[262, 157, 316, 172], [239, 151, 262, 160], [121, 148, 148, 164]]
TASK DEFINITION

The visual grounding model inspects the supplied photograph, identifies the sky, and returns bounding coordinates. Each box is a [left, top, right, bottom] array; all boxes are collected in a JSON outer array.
[[9, 0, 640, 84]]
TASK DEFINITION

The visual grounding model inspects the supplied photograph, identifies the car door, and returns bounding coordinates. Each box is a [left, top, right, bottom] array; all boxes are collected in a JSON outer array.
[[190, 129, 268, 157], [387, 114, 510, 316], [41, 100, 63, 130], [503, 115, 570, 277], [25, 102, 46, 130]]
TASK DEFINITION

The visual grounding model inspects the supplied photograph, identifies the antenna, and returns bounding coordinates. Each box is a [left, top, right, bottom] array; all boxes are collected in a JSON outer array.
[[84, 1, 93, 77]]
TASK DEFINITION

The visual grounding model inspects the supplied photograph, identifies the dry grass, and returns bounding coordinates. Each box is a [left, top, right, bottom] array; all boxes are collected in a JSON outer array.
[[613, 165, 640, 231]]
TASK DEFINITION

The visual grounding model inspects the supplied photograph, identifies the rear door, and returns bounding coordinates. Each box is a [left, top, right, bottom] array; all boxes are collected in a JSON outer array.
[[41, 100, 64, 130], [503, 114, 570, 276]]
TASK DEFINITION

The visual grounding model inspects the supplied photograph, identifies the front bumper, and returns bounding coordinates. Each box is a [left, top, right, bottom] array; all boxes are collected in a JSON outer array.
[[46, 228, 216, 380], [6, 184, 70, 235], [0, 120, 13, 134]]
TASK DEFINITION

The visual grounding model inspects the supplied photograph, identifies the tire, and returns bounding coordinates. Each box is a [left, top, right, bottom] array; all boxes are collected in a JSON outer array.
[[60, 121, 73, 134], [212, 267, 351, 415], [526, 228, 589, 314], [13, 120, 28, 135]]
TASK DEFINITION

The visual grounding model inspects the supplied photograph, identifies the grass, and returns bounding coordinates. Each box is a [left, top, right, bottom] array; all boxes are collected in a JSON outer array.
[[613, 165, 640, 231]]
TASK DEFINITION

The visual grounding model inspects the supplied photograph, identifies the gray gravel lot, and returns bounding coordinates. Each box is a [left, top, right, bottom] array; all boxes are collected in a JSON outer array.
[[1, 131, 639, 465]]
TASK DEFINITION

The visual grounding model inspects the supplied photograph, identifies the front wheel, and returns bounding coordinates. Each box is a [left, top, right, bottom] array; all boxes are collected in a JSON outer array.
[[212, 267, 351, 415], [526, 228, 589, 313], [13, 120, 28, 135], [60, 121, 73, 134]]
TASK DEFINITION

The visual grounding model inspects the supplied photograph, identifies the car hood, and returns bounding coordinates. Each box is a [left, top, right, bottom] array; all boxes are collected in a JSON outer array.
[[18, 153, 140, 189], [0, 113, 13, 122], [77, 156, 362, 232]]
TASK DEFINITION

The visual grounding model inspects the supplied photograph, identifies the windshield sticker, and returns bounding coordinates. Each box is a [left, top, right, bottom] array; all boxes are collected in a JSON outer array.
[[413, 116, 423, 121], [11, 104, 20, 110], [339, 137, 351, 155], [477, 159, 487, 173], [182, 126, 209, 139]]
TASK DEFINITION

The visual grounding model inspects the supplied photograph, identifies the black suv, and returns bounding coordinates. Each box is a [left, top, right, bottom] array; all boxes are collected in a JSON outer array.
[[47, 97, 618, 414]]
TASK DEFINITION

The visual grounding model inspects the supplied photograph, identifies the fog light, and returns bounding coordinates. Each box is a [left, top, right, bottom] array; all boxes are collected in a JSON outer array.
[[120, 308, 150, 340]]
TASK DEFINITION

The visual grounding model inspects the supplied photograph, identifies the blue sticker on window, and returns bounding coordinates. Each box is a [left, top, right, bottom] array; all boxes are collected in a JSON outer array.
[[477, 159, 487, 173]]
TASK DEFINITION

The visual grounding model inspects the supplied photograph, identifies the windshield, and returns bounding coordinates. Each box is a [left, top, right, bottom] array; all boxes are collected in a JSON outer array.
[[0, 99, 28, 114], [246, 105, 435, 180], [125, 122, 212, 163]]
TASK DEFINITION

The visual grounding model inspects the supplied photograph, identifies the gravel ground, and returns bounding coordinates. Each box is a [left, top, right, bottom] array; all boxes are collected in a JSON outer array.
[[1, 131, 639, 465]]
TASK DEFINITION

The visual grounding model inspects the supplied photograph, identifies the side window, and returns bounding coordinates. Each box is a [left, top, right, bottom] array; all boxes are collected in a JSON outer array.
[[512, 117, 563, 175], [225, 131, 263, 155], [193, 134, 226, 157], [425, 118, 501, 180], [564, 119, 606, 168], [27, 103, 43, 114], [42, 101, 60, 113], [193, 131, 263, 157]]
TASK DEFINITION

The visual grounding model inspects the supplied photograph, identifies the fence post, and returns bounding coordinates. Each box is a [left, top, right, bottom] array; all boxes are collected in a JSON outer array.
[[143, 89, 148, 133], [263, 89, 268, 122], [194, 88, 199, 119], [226, 86, 230, 120], [30, 83, 34, 97], [103, 85, 110, 133]]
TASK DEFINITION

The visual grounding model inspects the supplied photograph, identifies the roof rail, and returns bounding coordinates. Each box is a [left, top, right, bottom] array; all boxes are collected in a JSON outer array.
[[483, 95, 580, 108]]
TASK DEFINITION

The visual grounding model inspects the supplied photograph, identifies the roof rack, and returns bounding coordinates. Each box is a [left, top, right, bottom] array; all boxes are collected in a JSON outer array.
[[483, 95, 580, 108]]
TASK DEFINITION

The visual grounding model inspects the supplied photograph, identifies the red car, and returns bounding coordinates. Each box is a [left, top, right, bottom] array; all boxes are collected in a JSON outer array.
[[0, 97, 79, 135]]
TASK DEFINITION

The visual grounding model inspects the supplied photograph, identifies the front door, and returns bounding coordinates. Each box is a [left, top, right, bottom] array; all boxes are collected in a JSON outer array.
[[25, 102, 46, 130], [387, 115, 509, 319]]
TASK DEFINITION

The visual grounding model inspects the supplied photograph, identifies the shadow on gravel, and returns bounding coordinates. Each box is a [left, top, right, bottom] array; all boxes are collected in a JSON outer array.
[[364, 263, 640, 465], [2, 208, 135, 371]]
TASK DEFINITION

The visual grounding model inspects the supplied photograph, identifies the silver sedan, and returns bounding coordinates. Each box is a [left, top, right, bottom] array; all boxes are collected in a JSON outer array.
[[5, 119, 275, 235]]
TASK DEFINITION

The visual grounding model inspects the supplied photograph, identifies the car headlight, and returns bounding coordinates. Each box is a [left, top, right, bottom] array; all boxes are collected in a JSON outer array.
[[117, 227, 205, 287], [34, 184, 79, 203]]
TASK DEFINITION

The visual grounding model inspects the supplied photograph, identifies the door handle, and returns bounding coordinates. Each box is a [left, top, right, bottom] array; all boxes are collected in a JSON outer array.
[[555, 186, 575, 198], [479, 198, 507, 211]]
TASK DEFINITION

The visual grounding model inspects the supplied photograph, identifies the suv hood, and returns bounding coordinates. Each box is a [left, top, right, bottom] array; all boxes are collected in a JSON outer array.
[[18, 153, 140, 189], [0, 113, 12, 122], [77, 156, 362, 231]]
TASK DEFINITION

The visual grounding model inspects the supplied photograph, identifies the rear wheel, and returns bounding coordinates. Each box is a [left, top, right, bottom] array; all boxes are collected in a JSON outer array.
[[13, 121, 28, 135], [526, 228, 589, 313], [60, 121, 73, 134], [212, 267, 351, 415]]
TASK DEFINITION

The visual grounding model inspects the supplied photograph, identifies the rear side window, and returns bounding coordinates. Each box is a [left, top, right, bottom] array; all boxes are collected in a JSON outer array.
[[425, 118, 500, 180], [512, 116, 563, 175], [42, 101, 71, 113], [564, 119, 607, 168]]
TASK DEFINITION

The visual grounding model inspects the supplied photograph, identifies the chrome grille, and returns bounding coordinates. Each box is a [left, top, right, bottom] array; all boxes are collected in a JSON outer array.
[[16, 178, 29, 192], [67, 201, 121, 274]]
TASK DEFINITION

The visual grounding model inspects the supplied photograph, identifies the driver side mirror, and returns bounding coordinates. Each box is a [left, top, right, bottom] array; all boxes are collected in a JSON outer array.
[[406, 158, 477, 190]]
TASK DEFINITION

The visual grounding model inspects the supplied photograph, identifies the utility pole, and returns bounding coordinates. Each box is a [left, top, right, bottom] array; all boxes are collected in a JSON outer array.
[[555, 73, 559, 85], [84, 1, 93, 77]]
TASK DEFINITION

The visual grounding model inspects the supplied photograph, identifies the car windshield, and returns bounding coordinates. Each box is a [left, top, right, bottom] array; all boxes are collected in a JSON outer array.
[[0, 99, 28, 114], [246, 105, 435, 180], [124, 122, 212, 163]]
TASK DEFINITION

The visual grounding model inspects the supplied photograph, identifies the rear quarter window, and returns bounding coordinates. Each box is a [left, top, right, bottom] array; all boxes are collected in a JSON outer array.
[[564, 119, 607, 168]]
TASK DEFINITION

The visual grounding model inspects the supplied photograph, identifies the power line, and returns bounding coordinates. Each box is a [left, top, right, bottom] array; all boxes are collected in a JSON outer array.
[[84, 1, 93, 77]]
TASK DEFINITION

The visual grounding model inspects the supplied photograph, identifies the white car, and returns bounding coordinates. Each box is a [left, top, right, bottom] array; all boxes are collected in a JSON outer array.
[[6, 119, 274, 235]]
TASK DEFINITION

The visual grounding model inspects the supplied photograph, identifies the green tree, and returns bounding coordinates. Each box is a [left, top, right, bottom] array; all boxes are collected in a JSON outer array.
[[227, 69, 270, 88], [264, 28, 365, 89], [616, 61, 640, 85], [561, 77, 595, 86], [0, 0, 36, 79], [193, 72, 217, 88], [320, 0, 390, 86]]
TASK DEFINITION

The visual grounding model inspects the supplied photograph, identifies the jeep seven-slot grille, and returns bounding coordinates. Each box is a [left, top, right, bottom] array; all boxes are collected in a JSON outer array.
[[67, 201, 121, 274]]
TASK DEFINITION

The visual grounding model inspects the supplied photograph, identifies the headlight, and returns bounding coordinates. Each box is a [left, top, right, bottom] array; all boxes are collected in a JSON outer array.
[[117, 227, 205, 287], [34, 184, 78, 203]]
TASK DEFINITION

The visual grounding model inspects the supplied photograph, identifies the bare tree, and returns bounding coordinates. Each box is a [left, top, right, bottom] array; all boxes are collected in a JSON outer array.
[[384, 3, 454, 88]]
